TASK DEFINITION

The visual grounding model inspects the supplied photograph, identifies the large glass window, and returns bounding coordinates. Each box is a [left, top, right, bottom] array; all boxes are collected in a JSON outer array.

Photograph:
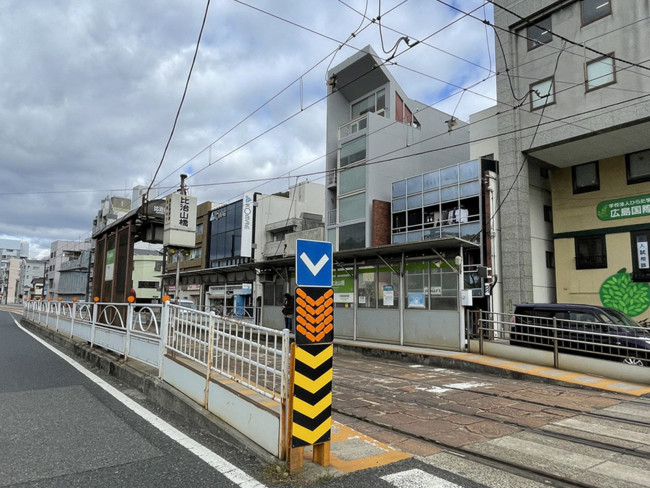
[[339, 222, 365, 250], [572, 162, 600, 194], [340, 136, 366, 167], [351, 88, 386, 119], [586, 55, 615, 91], [209, 201, 244, 267], [626, 149, 650, 184], [339, 165, 366, 195], [339, 193, 365, 222], [582, 0, 611, 25], [527, 16, 552, 50], [530, 78, 555, 110], [430, 267, 458, 310], [575, 235, 607, 269]]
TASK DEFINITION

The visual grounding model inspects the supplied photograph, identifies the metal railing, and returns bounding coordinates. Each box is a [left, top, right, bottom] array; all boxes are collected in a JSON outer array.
[[22, 300, 290, 402], [470, 310, 650, 367], [166, 304, 290, 402]]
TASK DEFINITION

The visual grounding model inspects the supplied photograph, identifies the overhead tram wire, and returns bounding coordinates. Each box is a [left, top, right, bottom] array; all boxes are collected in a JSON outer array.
[[158, 0, 378, 192], [4, 86, 650, 199], [171, 1, 489, 196], [144, 0, 211, 200], [438, 0, 650, 74]]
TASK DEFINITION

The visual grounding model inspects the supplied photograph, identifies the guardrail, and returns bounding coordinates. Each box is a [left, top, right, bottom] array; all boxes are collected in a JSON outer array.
[[22, 299, 292, 457], [166, 304, 289, 402], [469, 310, 650, 368]]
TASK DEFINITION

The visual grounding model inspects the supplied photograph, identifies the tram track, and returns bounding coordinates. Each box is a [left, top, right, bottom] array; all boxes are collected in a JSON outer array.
[[332, 359, 650, 488]]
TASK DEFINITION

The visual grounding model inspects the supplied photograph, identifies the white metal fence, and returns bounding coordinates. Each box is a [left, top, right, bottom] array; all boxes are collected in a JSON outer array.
[[22, 300, 290, 402]]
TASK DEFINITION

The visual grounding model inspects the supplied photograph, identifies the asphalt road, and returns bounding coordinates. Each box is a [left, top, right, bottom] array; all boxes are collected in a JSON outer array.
[[0, 310, 267, 487]]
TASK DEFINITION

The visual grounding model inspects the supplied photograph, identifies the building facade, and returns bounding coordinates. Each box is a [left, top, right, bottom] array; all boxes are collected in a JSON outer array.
[[493, 0, 650, 321], [19, 259, 47, 300], [325, 46, 471, 251], [46, 240, 93, 301], [0, 238, 28, 303]]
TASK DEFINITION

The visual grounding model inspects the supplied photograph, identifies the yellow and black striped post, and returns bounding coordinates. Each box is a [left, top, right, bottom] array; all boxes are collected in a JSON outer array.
[[289, 286, 334, 468]]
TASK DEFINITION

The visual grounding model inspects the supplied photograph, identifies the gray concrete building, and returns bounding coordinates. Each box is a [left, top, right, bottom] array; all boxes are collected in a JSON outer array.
[[493, 0, 650, 313]]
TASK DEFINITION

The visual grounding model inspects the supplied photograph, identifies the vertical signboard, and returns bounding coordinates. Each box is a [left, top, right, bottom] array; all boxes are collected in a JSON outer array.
[[163, 193, 197, 248], [240, 192, 255, 258], [105, 249, 115, 282]]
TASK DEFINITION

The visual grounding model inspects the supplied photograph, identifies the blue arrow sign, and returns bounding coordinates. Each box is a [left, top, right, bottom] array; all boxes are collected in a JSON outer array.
[[296, 239, 333, 287]]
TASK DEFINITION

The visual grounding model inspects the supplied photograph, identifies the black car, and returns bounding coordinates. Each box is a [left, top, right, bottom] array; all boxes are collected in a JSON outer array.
[[510, 303, 650, 366]]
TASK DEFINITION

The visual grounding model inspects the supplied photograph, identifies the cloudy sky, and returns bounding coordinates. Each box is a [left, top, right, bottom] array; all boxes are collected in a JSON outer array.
[[0, 0, 495, 258]]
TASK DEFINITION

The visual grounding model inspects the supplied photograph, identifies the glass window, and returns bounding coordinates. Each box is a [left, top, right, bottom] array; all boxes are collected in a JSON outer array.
[[582, 0, 611, 25], [441, 185, 458, 202], [407, 209, 422, 227], [393, 197, 406, 212], [339, 222, 365, 250], [460, 222, 481, 243], [358, 267, 377, 308], [393, 233, 406, 244], [339, 165, 366, 195], [527, 16, 552, 50], [196, 223, 204, 235], [423, 171, 439, 190], [430, 268, 457, 310], [378, 268, 399, 308], [459, 160, 479, 182], [586, 55, 615, 91], [572, 162, 600, 194], [460, 181, 480, 198], [531, 78, 555, 110], [340, 136, 366, 167], [575, 235, 607, 269], [423, 190, 440, 206], [351, 88, 386, 119], [339, 193, 365, 222], [407, 176, 422, 194], [392, 179, 406, 198], [626, 149, 650, 184], [407, 230, 422, 242], [406, 262, 428, 309], [440, 166, 458, 186], [407, 194, 422, 209]]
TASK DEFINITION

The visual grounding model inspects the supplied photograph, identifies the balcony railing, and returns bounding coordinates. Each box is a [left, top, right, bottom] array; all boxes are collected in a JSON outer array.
[[339, 114, 367, 139]]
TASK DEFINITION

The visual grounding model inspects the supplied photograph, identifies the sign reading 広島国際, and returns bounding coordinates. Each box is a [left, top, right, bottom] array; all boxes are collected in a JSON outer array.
[[596, 194, 650, 221]]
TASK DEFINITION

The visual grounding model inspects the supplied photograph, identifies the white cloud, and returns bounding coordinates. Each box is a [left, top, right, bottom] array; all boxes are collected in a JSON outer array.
[[0, 0, 495, 258]]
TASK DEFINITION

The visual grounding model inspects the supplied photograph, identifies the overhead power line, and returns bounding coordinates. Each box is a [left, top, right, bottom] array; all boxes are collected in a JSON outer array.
[[145, 0, 211, 199]]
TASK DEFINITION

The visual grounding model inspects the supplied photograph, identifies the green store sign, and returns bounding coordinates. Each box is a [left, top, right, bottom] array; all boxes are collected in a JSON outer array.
[[596, 194, 650, 221]]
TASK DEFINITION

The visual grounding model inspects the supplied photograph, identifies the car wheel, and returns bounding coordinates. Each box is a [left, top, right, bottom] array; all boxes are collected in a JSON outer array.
[[622, 356, 645, 366]]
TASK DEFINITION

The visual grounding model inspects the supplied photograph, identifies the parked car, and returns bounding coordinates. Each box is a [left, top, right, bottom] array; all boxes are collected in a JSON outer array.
[[510, 303, 650, 366], [177, 299, 197, 310]]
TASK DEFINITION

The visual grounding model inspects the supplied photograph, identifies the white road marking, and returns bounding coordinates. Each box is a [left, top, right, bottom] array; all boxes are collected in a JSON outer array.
[[381, 468, 462, 487], [300, 252, 329, 276], [13, 318, 267, 488]]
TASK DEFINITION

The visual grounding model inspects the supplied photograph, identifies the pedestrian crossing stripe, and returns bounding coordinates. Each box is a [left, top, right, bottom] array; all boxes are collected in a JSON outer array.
[[292, 343, 333, 448], [295, 287, 334, 344]]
